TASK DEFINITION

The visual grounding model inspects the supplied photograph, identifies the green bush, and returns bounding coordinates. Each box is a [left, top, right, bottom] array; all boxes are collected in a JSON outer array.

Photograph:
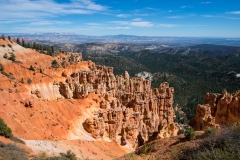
[[51, 60, 59, 68], [185, 127, 196, 140], [135, 144, 155, 155], [0, 118, 12, 138], [60, 150, 77, 160]]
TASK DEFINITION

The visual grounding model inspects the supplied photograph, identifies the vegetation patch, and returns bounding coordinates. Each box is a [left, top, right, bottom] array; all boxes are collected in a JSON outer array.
[[178, 126, 240, 160], [0, 118, 12, 138]]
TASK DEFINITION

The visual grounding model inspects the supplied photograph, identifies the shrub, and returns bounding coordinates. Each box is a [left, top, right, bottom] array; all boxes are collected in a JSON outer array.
[[10, 135, 25, 144], [40, 68, 43, 73], [60, 150, 77, 160], [0, 63, 4, 71], [135, 144, 156, 155], [0, 143, 28, 160], [204, 127, 217, 136], [27, 79, 32, 84], [184, 127, 196, 140], [1, 34, 5, 40], [179, 126, 240, 160], [3, 53, 8, 58], [0, 118, 12, 138], [8, 52, 16, 61], [29, 65, 35, 71], [51, 60, 59, 68], [8, 44, 12, 48], [61, 61, 68, 68]]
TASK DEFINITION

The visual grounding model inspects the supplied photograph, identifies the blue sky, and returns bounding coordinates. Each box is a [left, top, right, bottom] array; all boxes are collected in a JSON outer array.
[[1, 0, 240, 37]]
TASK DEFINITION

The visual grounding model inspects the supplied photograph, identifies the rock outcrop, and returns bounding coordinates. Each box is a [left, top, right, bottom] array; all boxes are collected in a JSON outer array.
[[59, 63, 178, 147], [190, 89, 240, 130], [0, 39, 178, 158]]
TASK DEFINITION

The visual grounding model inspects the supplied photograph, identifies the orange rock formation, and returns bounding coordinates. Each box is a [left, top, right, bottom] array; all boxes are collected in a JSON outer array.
[[0, 39, 178, 158], [190, 90, 240, 131]]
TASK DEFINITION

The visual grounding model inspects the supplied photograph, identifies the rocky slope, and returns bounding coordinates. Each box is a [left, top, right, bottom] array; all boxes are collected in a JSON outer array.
[[190, 89, 240, 130], [0, 39, 178, 159]]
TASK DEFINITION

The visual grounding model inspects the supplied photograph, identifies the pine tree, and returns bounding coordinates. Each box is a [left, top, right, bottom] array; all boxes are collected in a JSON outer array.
[[27, 42, 31, 48], [1, 34, 5, 40], [51, 46, 54, 54], [33, 42, 36, 49], [21, 39, 25, 47], [16, 38, 20, 45], [8, 36, 11, 41]]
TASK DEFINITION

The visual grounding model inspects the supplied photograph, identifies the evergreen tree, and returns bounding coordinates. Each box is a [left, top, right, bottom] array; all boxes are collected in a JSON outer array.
[[51, 46, 54, 54], [27, 42, 31, 48], [48, 47, 53, 56], [33, 42, 36, 49], [21, 39, 25, 47], [0, 118, 12, 138], [1, 34, 5, 40], [8, 36, 11, 41], [16, 38, 20, 45]]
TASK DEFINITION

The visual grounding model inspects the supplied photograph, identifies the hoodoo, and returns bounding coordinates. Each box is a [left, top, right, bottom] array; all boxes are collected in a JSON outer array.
[[0, 38, 178, 158]]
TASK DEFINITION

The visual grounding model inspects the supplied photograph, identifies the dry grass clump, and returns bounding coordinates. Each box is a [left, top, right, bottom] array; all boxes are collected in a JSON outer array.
[[0, 142, 28, 160], [178, 126, 240, 160], [33, 150, 77, 160]]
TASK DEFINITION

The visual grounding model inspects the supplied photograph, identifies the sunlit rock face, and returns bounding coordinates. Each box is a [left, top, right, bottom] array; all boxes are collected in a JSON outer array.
[[0, 39, 178, 150], [190, 90, 240, 131], [60, 63, 178, 148]]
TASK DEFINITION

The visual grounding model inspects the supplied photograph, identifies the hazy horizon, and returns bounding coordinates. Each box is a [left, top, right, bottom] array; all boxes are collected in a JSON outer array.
[[1, 0, 240, 37]]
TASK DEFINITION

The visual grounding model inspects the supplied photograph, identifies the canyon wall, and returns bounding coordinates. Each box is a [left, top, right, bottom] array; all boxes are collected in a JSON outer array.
[[0, 39, 178, 150], [59, 63, 179, 147]]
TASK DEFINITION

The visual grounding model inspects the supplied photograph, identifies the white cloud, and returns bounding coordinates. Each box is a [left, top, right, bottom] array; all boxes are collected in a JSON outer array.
[[132, 18, 142, 21], [158, 24, 179, 27], [30, 21, 72, 26], [157, 23, 209, 28], [85, 23, 102, 26], [116, 14, 130, 18], [180, 6, 192, 9], [202, 14, 240, 20], [130, 21, 153, 27], [0, 0, 108, 20], [108, 27, 130, 30], [110, 21, 129, 25], [110, 20, 153, 27], [226, 11, 240, 15], [181, 6, 187, 8], [200, 2, 212, 4], [202, 15, 215, 18], [167, 14, 195, 19], [167, 16, 185, 19]]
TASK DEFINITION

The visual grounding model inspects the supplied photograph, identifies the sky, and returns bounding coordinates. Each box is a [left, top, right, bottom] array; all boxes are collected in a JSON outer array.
[[1, 0, 240, 37]]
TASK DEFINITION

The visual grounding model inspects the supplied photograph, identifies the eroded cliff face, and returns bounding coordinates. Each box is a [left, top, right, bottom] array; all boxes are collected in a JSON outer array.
[[0, 39, 178, 155], [190, 90, 240, 131], [59, 63, 178, 148]]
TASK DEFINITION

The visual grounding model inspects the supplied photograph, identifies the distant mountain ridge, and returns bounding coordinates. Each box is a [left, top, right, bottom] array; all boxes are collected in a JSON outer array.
[[2, 33, 240, 46]]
